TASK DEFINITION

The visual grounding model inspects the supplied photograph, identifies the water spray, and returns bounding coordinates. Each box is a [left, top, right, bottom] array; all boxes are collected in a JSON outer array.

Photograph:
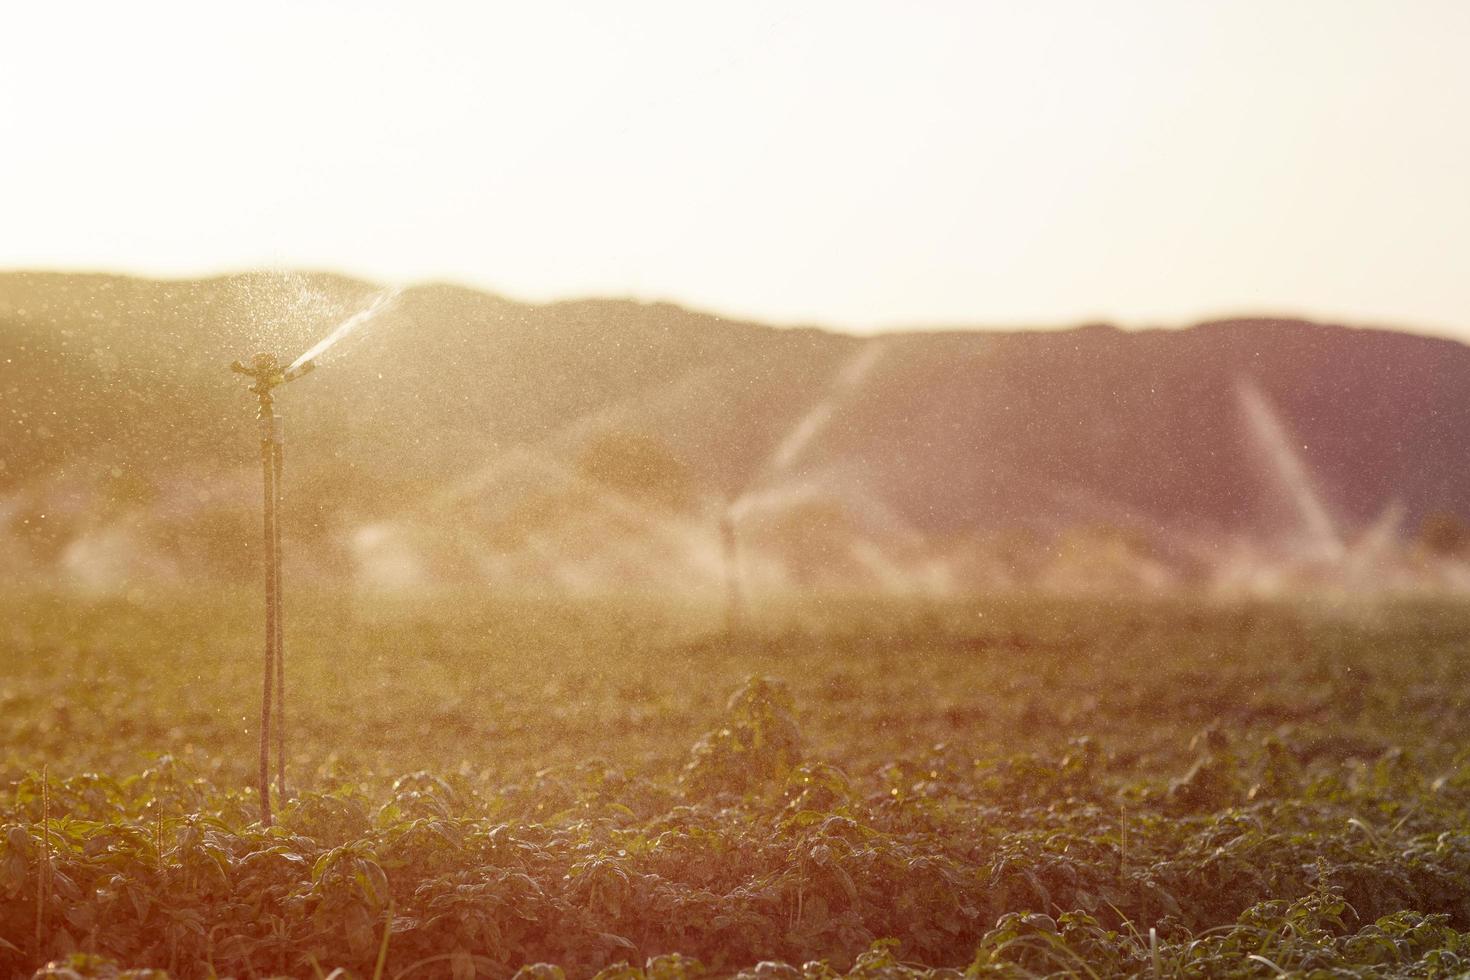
[[230, 351, 315, 826], [719, 340, 891, 633], [1237, 376, 1342, 559]]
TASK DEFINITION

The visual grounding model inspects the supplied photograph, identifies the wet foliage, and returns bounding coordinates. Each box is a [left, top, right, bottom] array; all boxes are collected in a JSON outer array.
[[3, 595, 1470, 977]]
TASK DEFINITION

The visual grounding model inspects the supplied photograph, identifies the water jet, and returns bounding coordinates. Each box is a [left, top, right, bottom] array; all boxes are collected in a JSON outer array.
[[1237, 376, 1342, 559]]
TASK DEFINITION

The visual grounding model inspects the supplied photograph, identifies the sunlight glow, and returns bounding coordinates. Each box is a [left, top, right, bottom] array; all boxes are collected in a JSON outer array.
[[3, 1, 1468, 336]]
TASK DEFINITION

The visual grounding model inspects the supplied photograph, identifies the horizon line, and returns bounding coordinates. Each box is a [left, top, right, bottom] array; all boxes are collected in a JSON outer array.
[[0, 262, 1463, 345]]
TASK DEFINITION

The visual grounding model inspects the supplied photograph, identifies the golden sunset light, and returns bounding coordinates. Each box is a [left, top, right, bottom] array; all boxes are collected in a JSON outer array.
[[5, 4, 1470, 977], [6, 1, 1468, 334]]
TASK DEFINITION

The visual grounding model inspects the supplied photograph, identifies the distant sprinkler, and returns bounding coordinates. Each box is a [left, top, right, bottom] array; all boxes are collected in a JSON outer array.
[[230, 351, 316, 827], [720, 505, 745, 642]]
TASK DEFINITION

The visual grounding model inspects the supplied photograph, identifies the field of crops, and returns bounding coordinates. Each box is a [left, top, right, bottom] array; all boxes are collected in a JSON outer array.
[[4, 592, 1470, 978]]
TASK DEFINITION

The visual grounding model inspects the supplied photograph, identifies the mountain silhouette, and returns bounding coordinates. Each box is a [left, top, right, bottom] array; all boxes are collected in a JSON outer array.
[[3, 271, 1468, 594]]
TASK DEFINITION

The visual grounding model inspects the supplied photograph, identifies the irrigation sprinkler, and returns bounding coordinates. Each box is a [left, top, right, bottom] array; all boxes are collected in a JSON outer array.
[[231, 351, 315, 826], [719, 506, 745, 641]]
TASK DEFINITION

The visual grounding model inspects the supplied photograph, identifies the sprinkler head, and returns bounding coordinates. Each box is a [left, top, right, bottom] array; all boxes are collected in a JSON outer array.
[[231, 351, 314, 395], [231, 351, 284, 385]]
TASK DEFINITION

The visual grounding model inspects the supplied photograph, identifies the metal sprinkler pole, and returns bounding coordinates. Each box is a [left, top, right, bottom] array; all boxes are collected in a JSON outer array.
[[258, 399, 277, 826], [272, 420, 286, 803], [232, 352, 313, 827], [720, 507, 745, 641]]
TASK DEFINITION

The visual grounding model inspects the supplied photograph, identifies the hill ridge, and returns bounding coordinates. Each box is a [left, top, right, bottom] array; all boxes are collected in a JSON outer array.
[[4, 270, 1468, 594]]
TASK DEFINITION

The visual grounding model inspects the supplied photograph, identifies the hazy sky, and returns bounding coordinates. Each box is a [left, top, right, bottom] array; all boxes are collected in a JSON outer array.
[[4, 1, 1467, 336]]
